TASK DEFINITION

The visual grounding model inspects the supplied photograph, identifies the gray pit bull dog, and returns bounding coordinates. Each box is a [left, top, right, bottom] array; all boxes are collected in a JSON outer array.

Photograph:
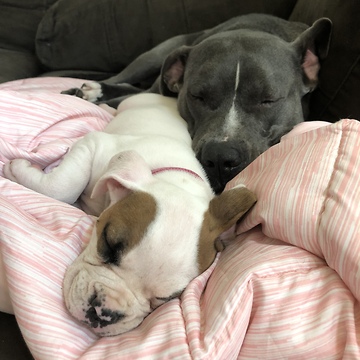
[[63, 14, 332, 193]]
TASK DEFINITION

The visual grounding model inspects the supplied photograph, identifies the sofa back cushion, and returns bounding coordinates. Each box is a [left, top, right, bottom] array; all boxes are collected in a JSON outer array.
[[0, 0, 59, 83], [35, 0, 297, 72], [0, 0, 57, 52], [289, 0, 360, 121]]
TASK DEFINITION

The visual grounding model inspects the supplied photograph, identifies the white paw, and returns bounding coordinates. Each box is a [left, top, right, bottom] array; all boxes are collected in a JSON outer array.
[[80, 82, 103, 102], [3, 159, 32, 183]]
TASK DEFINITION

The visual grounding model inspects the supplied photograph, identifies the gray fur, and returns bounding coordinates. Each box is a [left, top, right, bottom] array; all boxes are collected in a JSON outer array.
[[63, 14, 332, 193]]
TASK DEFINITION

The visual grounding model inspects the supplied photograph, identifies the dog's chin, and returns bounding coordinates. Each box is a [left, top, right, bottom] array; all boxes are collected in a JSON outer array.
[[209, 177, 226, 194], [86, 312, 147, 337], [207, 165, 246, 194]]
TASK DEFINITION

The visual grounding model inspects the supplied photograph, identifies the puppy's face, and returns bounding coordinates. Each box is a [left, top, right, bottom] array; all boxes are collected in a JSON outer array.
[[63, 182, 208, 336], [63, 179, 256, 336]]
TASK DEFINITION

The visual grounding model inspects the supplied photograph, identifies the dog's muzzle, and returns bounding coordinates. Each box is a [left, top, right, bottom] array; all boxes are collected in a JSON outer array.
[[198, 140, 252, 193], [63, 259, 151, 336]]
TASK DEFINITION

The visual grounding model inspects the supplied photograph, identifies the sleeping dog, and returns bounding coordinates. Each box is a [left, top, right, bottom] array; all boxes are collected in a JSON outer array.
[[3, 93, 256, 336], [63, 13, 332, 193]]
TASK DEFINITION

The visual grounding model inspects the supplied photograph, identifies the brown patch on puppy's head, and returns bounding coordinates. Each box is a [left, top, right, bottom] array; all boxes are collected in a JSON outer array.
[[198, 186, 257, 273], [96, 191, 157, 265]]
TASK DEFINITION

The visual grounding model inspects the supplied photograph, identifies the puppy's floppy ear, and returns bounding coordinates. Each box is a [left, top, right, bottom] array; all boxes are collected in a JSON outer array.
[[292, 17, 332, 91], [160, 45, 192, 97], [198, 185, 257, 273], [91, 150, 152, 205]]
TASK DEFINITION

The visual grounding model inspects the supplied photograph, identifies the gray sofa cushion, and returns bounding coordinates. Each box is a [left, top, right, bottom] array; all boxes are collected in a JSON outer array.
[[35, 0, 297, 72], [0, 0, 58, 82], [0, 0, 57, 52]]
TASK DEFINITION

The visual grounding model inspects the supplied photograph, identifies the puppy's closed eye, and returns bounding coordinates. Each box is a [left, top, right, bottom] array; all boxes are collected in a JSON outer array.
[[98, 223, 126, 265]]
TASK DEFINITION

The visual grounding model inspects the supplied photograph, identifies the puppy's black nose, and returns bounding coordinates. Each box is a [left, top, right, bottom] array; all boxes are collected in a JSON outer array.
[[199, 141, 248, 193], [85, 293, 125, 329]]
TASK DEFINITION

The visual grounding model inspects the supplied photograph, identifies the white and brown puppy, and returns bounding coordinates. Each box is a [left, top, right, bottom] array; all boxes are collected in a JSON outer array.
[[4, 93, 256, 336]]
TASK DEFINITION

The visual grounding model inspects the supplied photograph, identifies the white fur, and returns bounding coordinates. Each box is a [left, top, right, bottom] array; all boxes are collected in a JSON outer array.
[[4, 94, 212, 215], [80, 81, 103, 102], [223, 61, 241, 137], [4, 93, 215, 336]]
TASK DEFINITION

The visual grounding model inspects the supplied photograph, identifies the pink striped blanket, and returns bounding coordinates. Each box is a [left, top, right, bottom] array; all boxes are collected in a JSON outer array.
[[0, 78, 359, 359]]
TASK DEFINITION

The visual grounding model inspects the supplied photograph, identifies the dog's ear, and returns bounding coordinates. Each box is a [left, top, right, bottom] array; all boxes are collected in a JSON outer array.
[[198, 185, 257, 273], [160, 45, 192, 97], [292, 17, 332, 91], [91, 151, 152, 205]]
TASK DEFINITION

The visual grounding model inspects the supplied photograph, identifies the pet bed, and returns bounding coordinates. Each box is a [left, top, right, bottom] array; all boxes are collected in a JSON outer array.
[[0, 77, 359, 359]]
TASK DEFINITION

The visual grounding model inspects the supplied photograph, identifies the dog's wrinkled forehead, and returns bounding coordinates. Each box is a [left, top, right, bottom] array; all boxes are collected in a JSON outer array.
[[188, 31, 296, 91], [96, 191, 157, 265]]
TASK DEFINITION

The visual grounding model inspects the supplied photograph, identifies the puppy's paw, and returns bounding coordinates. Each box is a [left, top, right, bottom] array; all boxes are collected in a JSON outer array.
[[3, 159, 33, 183], [61, 81, 103, 103]]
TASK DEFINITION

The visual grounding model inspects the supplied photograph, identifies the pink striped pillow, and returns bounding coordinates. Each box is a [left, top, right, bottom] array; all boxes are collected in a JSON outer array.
[[233, 119, 360, 302], [1, 78, 359, 359]]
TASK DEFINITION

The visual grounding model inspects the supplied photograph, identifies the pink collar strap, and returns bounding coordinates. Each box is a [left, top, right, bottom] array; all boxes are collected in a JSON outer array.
[[152, 167, 204, 181]]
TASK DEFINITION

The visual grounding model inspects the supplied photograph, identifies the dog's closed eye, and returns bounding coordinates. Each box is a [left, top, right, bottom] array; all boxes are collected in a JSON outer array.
[[98, 223, 126, 265], [188, 91, 220, 111], [260, 97, 283, 106], [189, 92, 206, 103]]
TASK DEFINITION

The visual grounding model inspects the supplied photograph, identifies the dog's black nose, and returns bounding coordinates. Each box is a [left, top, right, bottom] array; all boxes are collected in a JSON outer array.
[[199, 141, 248, 193]]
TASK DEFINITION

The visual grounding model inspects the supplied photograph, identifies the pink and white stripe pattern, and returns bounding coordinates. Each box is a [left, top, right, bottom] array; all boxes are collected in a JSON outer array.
[[0, 78, 360, 359]]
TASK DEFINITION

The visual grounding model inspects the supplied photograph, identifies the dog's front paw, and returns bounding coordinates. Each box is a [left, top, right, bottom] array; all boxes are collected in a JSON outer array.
[[3, 159, 33, 183], [79, 82, 103, 102], [61, 81, 103, 103]]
